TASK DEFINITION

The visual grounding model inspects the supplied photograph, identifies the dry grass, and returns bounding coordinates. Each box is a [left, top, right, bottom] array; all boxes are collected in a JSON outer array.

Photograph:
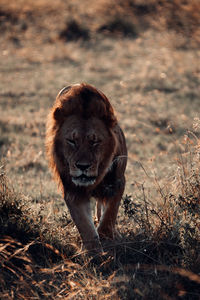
[[0, 134, 200, 299], [0, 0, 200, 299], [0, 0, 200, 47]]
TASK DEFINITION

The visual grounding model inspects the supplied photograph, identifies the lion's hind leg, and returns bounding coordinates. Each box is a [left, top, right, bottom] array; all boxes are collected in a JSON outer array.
[[96, 201, 102, 222], [97, 189, 123, 240], [96, 199, 106, 222]]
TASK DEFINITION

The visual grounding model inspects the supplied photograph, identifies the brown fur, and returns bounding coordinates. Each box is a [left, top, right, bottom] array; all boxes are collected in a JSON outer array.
[[45, 83, 127, 253]]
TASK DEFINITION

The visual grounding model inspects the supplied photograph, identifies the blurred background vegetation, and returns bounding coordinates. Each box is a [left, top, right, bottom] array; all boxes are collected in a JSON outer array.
[[0, 0, 200, 47]]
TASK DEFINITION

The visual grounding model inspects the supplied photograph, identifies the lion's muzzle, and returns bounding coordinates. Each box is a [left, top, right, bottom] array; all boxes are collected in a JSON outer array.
[[72, 174, 96, 187], [71, 162, 97, 186]]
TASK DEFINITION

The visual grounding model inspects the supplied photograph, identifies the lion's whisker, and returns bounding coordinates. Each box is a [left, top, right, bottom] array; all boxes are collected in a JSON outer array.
[[113, 155, 128, 161], [108, 155, 128, 172]]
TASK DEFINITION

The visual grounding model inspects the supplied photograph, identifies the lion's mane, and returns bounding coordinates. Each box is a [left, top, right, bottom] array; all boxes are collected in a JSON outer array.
[[45, 83, 118, 192]]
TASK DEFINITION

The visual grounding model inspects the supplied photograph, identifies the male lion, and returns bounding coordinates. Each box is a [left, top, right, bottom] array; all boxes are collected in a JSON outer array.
[[46, 83, 127, 253]]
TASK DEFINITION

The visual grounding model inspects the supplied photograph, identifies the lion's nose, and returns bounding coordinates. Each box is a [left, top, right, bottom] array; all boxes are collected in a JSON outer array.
[[76, 162, 91, 171]]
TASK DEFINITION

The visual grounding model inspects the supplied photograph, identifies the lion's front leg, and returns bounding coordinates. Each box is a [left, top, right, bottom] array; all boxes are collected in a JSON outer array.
[[65, 193, 103, 254]]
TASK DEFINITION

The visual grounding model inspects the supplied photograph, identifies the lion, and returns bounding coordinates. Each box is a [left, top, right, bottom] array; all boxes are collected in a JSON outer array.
[[45, 83, 127, 253]]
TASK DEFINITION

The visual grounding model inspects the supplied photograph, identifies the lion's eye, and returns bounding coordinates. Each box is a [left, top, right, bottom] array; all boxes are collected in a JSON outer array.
[[66, 139, 76, 147]]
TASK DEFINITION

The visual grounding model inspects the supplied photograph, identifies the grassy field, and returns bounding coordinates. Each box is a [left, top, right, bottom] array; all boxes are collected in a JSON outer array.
[[0, 0, 200, 299]]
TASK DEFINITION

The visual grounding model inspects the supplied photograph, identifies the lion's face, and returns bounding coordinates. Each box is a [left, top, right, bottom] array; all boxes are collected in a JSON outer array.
[[59, 115, 116, 187]]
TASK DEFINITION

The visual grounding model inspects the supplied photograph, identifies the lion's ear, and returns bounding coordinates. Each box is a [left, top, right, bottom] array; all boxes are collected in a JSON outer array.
[[53, 107, 63, 121], [58, 85, 72, 97]]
